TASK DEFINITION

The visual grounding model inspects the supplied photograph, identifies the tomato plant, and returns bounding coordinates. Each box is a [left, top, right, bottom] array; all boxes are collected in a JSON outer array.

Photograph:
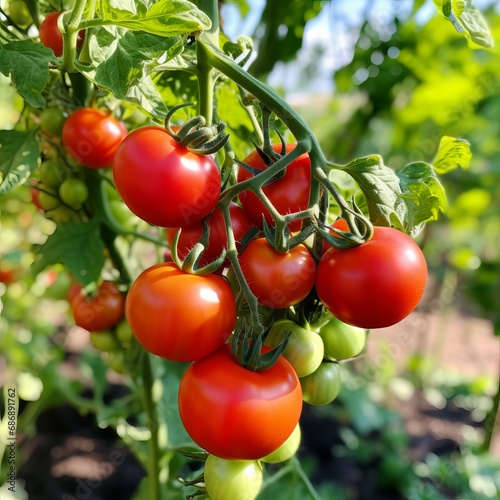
[[238, 144, 311, 232], [300, 362, 342, 406], [62, 108, 128, 169], [113, 126, 221, 227], [204, 455, 263, 500], [69, 281, 125, 332], [0, 0, 469, 495], [178, 345, 302, 460], [125, 263, 236, 362], [238, 238, 316, 308], [265, 319, 324, 377], [166, 202, 253, 267], [316, 226, 428, 329]]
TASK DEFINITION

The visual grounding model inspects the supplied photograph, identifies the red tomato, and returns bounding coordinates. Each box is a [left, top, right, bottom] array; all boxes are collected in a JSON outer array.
[[30, 188, 43, 211], [39, 12, 84, 57], [237, 144, 311, 232], [0, 269, 15, 284], [316, 226, 427, 328], [322, 217, 350, 253], [165, 202, 253, 267], [69, 281, 125, 332], [238, 238, 316, 309], [62, 108, 127, 169], [178, 345, 302, 460], [125, 263, 236, 362], [113, 126, 221, 227]]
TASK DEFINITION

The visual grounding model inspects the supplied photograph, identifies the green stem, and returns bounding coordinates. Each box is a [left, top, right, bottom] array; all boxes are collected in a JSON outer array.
[[198, 36, 324, 207], [292, 457, 322, 500], [219, 201, 263, 332], [61, 0, 88, 72], [141, 352, 161, 500], [195, 0, 220, 125]]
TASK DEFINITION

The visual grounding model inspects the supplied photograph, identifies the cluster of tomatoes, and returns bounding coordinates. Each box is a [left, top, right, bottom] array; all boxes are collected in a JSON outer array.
[[28, 95, 428, 498], [33, 17, 428, 493]]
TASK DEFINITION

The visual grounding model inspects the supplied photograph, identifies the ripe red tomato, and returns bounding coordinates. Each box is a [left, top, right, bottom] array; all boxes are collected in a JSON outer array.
[[238, 238, 316, 308], [322, 217, 350, 253], [125, 263, 236, 362], [62, 108, 127, 169], [165, 202, 253, 267], [113, 126, 221, 227], [316, 226, 427, 328], [39, 12, 84, 57], [178, 345, 302, 460], [237, 144, 311, 232], [69, 281, 125, 332]]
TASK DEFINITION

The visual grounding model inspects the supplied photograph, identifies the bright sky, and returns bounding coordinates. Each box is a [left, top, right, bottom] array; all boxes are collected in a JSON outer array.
[[220, 0, 498, 97]]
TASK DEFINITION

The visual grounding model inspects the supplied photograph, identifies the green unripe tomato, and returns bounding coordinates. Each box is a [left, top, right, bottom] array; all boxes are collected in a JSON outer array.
[[319, 316, 367, 360], [45, 205, 80, 224], [106, 350, 126, 374], [265, 319, 324, 378], [115, 320, 133, 345], [38, 190, 60, 211], [39, 160, 67, 188], [59, 177, 89, 208], [260, 423, 301, 463], [109, 199, 139, 232], [40, 107, 66, 137], [204, 455, 263, 500], [90, 331, 120, 352], [8, 0, 32, 27], [300, 362, 341, 406]]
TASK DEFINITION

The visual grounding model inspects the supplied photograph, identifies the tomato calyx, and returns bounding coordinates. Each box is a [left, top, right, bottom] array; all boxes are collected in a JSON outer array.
[[231, 320, 290, 371], [164, 103, 229, 154], [170, 219, 227, 275], [315, 207, 374, 250]]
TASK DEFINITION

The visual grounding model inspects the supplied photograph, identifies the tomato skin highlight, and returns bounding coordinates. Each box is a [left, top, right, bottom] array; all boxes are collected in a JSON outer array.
[[125, 263, 236, 362], [165, 202, 253, 267], [238, 144, 310, 232], [316, 226, 428, 329], [62, 108, 127, 169], [178, 345, 302, 460], [69, 281, 125, 332], [113, 126, 221, 227], [238, 238, 316, 309]]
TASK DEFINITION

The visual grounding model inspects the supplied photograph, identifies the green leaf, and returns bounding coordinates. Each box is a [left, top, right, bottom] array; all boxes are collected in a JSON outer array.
[[432, 136, 472, 173], [31, 219, 106, 286], [397, 162, 448, 236], [336, 155, 446, 235], [77, 26, 185, 117], [98, 0, 211, 37], [433, 0, 494, 48], [223, 0, 250, 18], [0, 41, 56, 108], [0, 129, 40, 194]]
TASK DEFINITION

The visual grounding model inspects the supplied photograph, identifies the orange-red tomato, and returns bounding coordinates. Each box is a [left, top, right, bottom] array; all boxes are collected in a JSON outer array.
[[178, 345, 302, 460], [125, 263, 236, 362], [69, 281, 125, 331]]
